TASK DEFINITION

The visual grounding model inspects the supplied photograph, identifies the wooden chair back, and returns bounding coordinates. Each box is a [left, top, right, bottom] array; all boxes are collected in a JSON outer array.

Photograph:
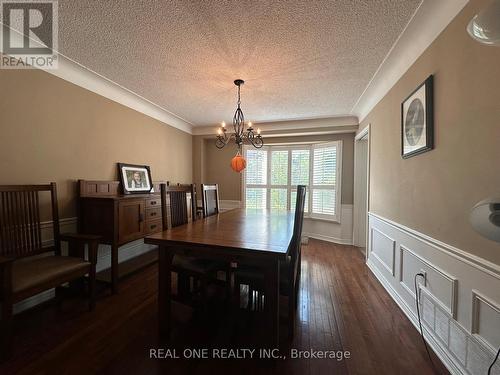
[[289, 185, 306, 281], [0, 183, 60, 259], [160, 184, 196, 229], [201, 184, 220, 217]]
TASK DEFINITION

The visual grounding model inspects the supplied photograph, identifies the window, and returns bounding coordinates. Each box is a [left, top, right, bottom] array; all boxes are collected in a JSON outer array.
[[243, 141, 342, 221]]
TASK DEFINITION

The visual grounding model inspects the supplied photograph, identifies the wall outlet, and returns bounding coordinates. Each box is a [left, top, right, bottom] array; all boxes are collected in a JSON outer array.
[[418, 269, 427, 300], [419, 269, 427, 286]]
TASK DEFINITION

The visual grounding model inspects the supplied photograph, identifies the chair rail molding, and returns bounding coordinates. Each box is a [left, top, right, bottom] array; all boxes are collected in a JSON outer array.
[[367, 212, 500, 375]]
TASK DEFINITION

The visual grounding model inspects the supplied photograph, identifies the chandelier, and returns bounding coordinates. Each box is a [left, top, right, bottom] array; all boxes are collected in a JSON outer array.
[[215, 79, 263, 151]]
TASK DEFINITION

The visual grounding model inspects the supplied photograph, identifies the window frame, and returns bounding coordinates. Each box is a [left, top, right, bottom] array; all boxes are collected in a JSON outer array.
[[242, 141, 342, 222]]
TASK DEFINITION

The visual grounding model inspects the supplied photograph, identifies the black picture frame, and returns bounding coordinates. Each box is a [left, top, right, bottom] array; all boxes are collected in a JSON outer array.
[[401, 75, 434, 159], [117, 163, 153, 194]]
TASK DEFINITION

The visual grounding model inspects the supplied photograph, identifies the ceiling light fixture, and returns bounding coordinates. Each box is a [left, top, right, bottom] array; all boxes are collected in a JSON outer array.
[[215, 79, 263, 152]]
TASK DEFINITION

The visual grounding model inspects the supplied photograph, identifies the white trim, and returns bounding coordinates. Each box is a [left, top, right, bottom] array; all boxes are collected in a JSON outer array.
[[303, 233, 352, 246], [366, 259, 464, 375], [400, 245, 458, 319], [355, 125, 370, 141], [193, 116, 358, 135], [0, 27, 193, 134], [370, 227, 396, 276], [353, 124, 370, 248], [471, 290, 500, 352], [368, 212, 500, 280], [47, 55, 193, 134], [352, 0, 469, 121]]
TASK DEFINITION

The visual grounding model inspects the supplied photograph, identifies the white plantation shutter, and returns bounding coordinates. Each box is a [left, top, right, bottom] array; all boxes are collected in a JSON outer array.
[[291, 190, 309, 213], [246, 188, 267, 209], [271, 150, 288, 185], [245, 149, 267, 185], [313, 146, 336, 185], [311, 142, 341, 220], [245, 149, 268, 209], [270, 188, 287, 210], [291, 150, 309, 185], [244, 142, 341, 220]]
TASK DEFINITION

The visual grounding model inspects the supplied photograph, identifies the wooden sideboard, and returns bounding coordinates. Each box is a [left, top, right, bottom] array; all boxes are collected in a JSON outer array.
[[77, 180, 167, 293]]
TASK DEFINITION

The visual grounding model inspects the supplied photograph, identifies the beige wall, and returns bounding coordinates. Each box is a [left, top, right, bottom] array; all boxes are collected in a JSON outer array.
[[359, 0, 500, 265], [193, 132, 354, 204], [0, 69, 193, 219]]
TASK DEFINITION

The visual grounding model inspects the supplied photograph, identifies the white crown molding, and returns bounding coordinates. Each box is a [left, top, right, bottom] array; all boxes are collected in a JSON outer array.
[[0, 26, 194, 134], [192, 116, 359, 136], [46, 55, 194, 134], [352, 0, 469, 122]]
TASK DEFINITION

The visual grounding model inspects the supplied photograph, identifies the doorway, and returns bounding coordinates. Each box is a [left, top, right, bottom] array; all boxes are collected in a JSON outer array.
[[353, 126, 370, 254]]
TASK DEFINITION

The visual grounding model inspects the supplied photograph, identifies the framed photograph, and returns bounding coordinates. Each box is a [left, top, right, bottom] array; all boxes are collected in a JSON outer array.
[[401, 75, 434, 158], [117, 163, 153, 194]]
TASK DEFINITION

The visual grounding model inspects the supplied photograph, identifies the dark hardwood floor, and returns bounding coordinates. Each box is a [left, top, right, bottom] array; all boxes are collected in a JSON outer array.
[[1, 239, 448, 375]]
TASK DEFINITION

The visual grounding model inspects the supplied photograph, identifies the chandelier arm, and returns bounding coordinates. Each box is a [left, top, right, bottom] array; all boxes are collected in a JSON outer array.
[[215, 78, 263, 151]]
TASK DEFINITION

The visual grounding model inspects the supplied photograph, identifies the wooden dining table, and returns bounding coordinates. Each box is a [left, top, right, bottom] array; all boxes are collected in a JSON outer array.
[[144, 208, 295, 347]]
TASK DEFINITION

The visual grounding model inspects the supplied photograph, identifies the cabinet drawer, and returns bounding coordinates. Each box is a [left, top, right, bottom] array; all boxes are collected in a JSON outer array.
[[145, 219, 162, 234], [145, 207, 161, 221], [146, 198, 161, 208]]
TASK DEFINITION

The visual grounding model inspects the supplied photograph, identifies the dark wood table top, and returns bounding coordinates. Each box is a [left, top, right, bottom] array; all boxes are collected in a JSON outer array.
[[144, 208, 294, 259]]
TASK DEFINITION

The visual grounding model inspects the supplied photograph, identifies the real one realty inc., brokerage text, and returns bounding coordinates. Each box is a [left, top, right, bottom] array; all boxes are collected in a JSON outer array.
[[150, 348, 351, 361]]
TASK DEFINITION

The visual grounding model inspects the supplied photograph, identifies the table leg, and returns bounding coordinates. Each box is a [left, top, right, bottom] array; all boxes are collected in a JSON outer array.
[[111, 244, 118, 294], [263, 259, 280, 349], [158, 246, 174, 338]]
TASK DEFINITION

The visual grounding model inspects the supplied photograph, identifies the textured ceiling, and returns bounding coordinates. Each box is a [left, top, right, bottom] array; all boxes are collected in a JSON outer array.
[[58, 0, 422, 126]]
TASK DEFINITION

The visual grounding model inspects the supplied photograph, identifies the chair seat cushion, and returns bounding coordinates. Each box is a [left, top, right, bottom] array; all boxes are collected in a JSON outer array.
[[12, 254, 91, 297], [172, 255, 226, 275]]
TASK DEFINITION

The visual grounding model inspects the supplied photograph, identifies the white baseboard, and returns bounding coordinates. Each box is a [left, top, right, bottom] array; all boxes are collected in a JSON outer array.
[[367, 213, 500, 375], [303, 233, 353, 245]]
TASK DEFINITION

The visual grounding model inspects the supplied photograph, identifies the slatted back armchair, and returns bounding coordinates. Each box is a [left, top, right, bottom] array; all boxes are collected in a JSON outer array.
[[0, 183, 100, 359], [0, 183, 61, 258], [201, 184, 220, 218], [289, 185, 307, 290], [160, 183, 196, 229]]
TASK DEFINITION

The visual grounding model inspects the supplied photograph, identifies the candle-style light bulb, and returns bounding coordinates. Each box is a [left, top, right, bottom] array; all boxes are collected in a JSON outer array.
[[217, 128, 222, 135], [257, 128, 261, 135], [221, 121, 226, 128], [248, 121, 253, 129]]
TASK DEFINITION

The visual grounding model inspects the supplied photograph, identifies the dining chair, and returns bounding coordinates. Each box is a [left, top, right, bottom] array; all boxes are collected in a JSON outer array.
[[0, 183, 100, 359], [201, 184, 220, 217], [160, 183, 225, 305], [234, 185, 307, 338]]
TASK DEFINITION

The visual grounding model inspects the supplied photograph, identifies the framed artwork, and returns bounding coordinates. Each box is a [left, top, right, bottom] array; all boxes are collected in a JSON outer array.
[[401, 75, 434, 158], [117, 163, 153, 194]]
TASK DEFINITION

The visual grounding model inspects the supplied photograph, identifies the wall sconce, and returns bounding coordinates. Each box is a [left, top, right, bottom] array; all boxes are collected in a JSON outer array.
[[467, 0, 500, 46], [470, 198, 500, 242]]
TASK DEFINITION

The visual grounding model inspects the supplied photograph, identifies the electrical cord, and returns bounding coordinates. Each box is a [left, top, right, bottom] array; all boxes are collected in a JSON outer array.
[[489, 346, 500, 375], [414, 273, 437, 372], [414, 272, 500, 375]]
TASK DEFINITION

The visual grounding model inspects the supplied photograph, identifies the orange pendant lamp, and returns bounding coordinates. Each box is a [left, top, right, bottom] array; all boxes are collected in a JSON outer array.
[[231, 151, 246, 173]]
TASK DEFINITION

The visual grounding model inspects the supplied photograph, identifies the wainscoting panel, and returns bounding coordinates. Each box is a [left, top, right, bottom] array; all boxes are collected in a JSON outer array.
[[370, 227, 395, 275], [302, 204, 353, 245], [367, 212, 500, 375], [400, 245, 457, 318]]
